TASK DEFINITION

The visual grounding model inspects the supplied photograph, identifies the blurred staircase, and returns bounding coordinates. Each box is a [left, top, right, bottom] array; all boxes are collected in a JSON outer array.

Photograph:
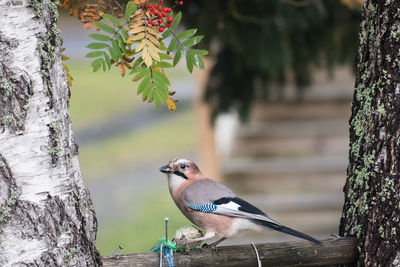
[[222, 98, 352, 243]]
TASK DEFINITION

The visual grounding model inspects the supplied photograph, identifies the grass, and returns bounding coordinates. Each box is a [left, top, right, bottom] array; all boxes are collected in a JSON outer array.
[[78, 110, 197, 179], [97, 187, 193, 254], [67, 60, 189, 131]]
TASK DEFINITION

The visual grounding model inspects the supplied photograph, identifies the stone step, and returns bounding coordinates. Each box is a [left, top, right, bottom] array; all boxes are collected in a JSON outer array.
[[236, 119, 349, 140], [250, 99, 351, 122], [223, 157, 347, 194], [232, 135, 348, 158]]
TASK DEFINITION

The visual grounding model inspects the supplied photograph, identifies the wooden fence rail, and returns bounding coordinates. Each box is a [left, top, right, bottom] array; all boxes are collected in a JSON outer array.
[[102, 237, 357, 266]]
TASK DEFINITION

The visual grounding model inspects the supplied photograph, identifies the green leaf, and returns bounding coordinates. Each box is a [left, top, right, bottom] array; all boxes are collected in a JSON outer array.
[[93, 21, 116, 35], [153, 61, 173, 68], [170, 12, 181, 31], [182, 35, 204, 47], [117, 35, 126, 54], [133, 67, 149, 81], [153, 69, 170, 85], [86, 51, 104, 58], [104, 53, 111, 69], [130, 57, 143, 73], [121, 27, 129, 40], [137, 75, 151, 95], [192, 52, 204, 69], [88, 33, 112, 42], [103, 13, 123, 28], [86, 42, 108, 49], [176, 29, 197, 40], [159, 53, 173, 60], [91, 58, 103, 72], [186, 50, 194, 73], [173, 45, 183, 66], [191, 49, 209, 56], [112, 39, 122, 59], [168, 38, 178, 52], [108, 46, 118, 62], [125, 1, 137, 22], [162, 29, 172, 39]]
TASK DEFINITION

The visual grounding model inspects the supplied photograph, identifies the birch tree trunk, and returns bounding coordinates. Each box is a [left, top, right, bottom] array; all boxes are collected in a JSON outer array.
[[340, 0, 400, 265], [0, 0, 100, 265]]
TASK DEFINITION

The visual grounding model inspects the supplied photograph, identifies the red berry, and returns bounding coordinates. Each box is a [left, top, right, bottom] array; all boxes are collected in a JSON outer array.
[[158, 6, 162, 11], [152, 21, 157, 26], [155, 4, 158, 8], [158, 27, 164, 32], [167, 17, 173, 23], [147, 19, 152, 24], [159, 0, 164, 3], [167, 8, 172, 12], [158, 18, 162, 24], [166, 23, 171, 28], [147, 3, 152, 8], [163, 7, 168, 12], [163, 12, 168, 17], [149, 11, 154, 15], [179, 1, 183, 5]]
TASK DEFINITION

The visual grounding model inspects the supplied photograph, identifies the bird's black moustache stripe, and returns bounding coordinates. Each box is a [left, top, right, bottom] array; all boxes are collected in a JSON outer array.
[[173, 170, 188, 179]]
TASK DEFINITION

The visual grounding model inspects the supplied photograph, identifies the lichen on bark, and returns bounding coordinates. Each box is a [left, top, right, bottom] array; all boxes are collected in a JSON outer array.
[[340, 0, 400, 265]]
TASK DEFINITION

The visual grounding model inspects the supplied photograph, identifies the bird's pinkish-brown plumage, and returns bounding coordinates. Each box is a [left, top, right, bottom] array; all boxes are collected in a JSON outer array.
[[159, 158, 321, 250]]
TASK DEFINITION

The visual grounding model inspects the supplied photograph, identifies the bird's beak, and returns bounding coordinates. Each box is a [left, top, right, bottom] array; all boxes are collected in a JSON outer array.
[[159, 165, 174, 174]]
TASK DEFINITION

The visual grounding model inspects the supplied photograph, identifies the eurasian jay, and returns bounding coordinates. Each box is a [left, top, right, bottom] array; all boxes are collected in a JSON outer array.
[[159, 158, 321, 250]]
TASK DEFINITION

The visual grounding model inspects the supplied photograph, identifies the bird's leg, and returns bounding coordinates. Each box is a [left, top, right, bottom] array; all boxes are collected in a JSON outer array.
[[209, 237, 226, 249], [175, 232, 216, 252]]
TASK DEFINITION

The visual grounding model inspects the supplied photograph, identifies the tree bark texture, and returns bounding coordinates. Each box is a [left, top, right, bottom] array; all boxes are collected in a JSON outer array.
[[0, 1, 100, 266], [340, 0, 400, 266]]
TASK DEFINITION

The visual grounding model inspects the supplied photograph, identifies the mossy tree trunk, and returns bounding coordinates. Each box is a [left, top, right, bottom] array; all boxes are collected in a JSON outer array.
[[340, 0, 400, 265], [0, 1, 100, 265]]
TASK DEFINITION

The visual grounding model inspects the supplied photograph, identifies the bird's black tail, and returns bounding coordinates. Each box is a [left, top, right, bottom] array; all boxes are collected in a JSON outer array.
[[252, 219, 321, 244]]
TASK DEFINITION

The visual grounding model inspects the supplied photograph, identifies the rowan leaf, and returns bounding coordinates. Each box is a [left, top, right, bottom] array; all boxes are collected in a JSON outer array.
[[104, 53, 111, 69], [121, 28, 129, 40], [94, 21, 116, 35], [112, 39, 122, 59], [137, 75, 151, 95], [182, 35, 204, 47], [86, 51, 104, 58], [192, 52, 204, 69], [86, 42, 108, 49], [153, 61, 173, 68], [192, 49, 209, 56], [186, 50, 194, 73], [168, 38, 178, 51], [133, 66, 149, 81], [108, 46, 118, 62], [88, 33, 112, 42], [170, 12, 181, 31], [160, 53, 173, 60], [91, 58, 103, 72], [167, 97, 177, 111], [173, 45, 183, 66], [103, 13, 123, 28], [176, 29, 197, 39], [125, 1, 137, 22]]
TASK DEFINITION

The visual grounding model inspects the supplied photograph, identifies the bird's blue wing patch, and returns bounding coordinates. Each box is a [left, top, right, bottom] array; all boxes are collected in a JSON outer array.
[[188, 203, 217, 213]]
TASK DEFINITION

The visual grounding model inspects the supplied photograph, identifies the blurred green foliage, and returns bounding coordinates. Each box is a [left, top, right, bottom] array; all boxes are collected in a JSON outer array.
[[180, 0, 361, 119], [78, 110, 196, 179]]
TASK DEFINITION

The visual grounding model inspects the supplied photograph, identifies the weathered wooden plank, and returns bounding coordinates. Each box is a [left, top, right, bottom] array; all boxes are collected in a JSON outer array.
[[102, 237, 357, 267]]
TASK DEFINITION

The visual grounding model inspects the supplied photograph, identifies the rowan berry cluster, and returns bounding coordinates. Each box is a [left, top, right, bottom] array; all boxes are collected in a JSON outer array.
[[146, 0, 183, 32]]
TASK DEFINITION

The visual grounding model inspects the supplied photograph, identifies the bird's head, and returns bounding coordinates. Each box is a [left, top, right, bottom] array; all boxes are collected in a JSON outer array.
[[160, 159, 203, 192]]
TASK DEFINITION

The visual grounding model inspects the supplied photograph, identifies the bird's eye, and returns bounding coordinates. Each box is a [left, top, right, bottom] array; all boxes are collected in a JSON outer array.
[[180, 163, 187, 170]]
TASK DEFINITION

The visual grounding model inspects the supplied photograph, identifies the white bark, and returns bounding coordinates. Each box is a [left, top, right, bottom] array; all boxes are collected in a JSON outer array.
[[0, 0, 99, 266]]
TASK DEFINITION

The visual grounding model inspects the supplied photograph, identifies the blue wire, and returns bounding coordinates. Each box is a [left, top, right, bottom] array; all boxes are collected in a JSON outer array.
[[164, 247, 174, 267]]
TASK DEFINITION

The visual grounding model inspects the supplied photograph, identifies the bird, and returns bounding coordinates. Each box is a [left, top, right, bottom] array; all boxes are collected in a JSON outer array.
[[159, 158, 321, 250]]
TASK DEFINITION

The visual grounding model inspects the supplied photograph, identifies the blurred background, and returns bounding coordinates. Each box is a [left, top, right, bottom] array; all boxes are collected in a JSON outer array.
[[59, 0, 362, 255]]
